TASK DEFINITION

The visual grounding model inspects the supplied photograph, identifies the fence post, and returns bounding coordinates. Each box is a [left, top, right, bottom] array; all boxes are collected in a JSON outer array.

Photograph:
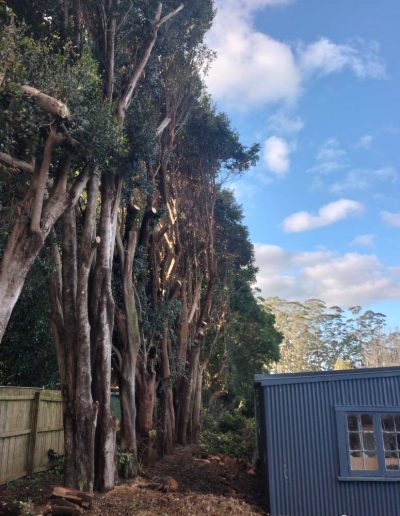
[[27, 390, 41, 475]]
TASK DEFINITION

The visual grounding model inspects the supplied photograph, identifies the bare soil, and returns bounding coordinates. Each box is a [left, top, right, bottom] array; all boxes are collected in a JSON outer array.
[[0, 446, 266, 515]]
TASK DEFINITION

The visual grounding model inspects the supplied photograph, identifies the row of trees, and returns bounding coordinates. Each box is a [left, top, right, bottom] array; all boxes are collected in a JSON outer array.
[[0, 0, 280, 493], [266, 297, 399, 372]]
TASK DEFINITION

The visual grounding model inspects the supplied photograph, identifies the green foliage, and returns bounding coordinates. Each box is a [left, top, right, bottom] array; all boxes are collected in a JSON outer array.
[[117, 448, 139, 480], [204, 189, 281, 415], [201, 410, 256, 458], [267, 297, 390, 372], [179, 97, 259, 179], [0, 246, 58, 388], [0, 20, 123, 170], [47, 449, 64, 477]]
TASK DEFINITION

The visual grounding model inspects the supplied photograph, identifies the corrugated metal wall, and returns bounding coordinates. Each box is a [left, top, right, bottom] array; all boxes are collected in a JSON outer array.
[[260, 371, 400, 516]]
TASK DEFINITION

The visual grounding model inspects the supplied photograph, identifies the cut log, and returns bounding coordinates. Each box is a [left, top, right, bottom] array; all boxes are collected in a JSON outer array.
[[51, 487, 93, 508], [50, 506, 83, 516]]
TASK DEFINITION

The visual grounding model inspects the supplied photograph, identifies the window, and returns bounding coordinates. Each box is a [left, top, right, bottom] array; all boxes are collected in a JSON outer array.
[[337, 408, 400, 480], [347, 414, 378, 471], [381, 414, 400, 471]]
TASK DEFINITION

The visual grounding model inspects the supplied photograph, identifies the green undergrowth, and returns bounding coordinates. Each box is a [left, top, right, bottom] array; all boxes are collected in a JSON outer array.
[[200, 409, 256, 459]]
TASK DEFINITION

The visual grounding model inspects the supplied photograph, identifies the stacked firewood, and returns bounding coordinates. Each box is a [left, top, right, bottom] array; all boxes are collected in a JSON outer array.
[[42, 487, 93, 515]]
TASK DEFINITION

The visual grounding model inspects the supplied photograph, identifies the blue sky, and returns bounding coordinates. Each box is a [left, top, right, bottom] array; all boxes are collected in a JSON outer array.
[[205, 0, 400, 327]]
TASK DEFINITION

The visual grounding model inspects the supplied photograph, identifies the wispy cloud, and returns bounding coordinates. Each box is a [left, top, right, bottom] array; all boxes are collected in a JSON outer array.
[[330, 166, 397, 194], [264, 136, 292, 176], [381, 211, 400, 227], [309, 138, 348, 175], [267, 112, 305, 134], [349, 234, 375, 248], [206, 2, 386, 110], [298, 38, 386, 79], [282, 199, 364, 233], [255, 244, 400, 306], [355, 134, 374, 149]]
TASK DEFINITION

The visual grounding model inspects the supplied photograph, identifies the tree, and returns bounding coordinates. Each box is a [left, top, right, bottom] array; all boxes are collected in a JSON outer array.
[[266, 297, 390, 373]]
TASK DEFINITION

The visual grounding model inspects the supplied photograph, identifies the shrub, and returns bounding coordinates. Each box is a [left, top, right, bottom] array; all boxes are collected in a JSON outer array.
[[200, 409, 255, 458]]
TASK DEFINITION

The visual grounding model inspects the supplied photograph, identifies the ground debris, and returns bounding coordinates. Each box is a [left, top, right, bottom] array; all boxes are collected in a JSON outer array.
[[90, 445, 266, 515], [0, 446, 265, 516]]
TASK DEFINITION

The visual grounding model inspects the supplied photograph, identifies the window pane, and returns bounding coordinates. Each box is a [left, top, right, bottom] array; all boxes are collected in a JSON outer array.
[[385, 452, 400, 470], [349, 432, 361, 450], [362, 432, 376, 451], [395, 416, 400, 431], [361, 414, 374, 432], [350, 451, 364, 470], [364, 451, 378, 471], [348, 415, 359, 431], [383, 433, 397, 451], [382, 415, 395, 432], [397, 434, 400, 450]]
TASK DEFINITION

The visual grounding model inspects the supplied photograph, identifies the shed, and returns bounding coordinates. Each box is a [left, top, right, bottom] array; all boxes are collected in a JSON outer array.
[[255, 366, 400, 516]]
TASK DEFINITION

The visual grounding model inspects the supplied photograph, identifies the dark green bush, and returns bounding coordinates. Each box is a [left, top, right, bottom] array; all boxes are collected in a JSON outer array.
[[200, 409, 255, 458]]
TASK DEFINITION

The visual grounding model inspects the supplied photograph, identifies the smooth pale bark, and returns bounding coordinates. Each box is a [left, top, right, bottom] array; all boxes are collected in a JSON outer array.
[[91, 174, 121, 492], [176, 345, 200, 445], [192, 364, 204, 443], [136, 363, 157, 438], [114, 306, 139, 455], [116, 3, 184, 126], [0, 152, 34, 173], [159, 327, 175, 455], [0, 79, 70, 118], [50, 175, 99, 492], [0, 158, 88, 344]]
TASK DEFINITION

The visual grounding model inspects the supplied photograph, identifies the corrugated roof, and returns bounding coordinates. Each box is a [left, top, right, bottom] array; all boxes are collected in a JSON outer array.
[[254, 365, 400, 386]]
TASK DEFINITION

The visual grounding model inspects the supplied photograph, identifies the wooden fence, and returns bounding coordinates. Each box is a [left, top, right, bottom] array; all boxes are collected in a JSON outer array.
[[0, 387, 64, 485]]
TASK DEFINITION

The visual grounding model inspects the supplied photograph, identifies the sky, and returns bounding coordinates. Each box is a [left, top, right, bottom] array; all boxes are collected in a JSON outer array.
[[205, 0, 400, 328]]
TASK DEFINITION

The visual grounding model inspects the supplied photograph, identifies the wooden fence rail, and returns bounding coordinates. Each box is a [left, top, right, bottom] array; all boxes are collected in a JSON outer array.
[[0, 386, 64, 485]]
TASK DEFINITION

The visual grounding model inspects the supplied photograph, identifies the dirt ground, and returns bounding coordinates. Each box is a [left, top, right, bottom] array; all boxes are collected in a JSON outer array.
[[0, 446, 266, 515]]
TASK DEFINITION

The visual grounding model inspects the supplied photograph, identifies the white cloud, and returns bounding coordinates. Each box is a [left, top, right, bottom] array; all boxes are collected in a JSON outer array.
[[264, 136, 291, 176], [381, 211, 400, 227], [282, 199, 364, 233], [267, 112, 305, 134], [255, 244, 400, 307], [349, 234, 375, 248], [206, 1, 300, 108], [206, 3, 385, 110], [309, 138, 348, 175], [298, 38, 386, 79], [355, 134, 374, 149], [330, 166, 397, 194]]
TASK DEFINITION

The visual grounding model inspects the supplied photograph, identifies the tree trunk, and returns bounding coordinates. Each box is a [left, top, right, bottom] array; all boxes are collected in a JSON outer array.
[[91, 174, 121, 492], [0, 155, 88, 344], [159, 327, 175, 455], [136, 364, 157, 438], [0, 223, 43, 342], [192, 364, 204, 443], [176, 345, 200, 445], [50, 189, 99, 492]]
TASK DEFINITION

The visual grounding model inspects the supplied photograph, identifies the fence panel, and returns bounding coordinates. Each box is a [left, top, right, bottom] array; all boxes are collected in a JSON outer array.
[[0, 387, 64, 484]]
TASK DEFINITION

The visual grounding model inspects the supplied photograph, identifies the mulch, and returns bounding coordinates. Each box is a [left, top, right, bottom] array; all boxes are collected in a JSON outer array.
[[0, 446, 266, 515]]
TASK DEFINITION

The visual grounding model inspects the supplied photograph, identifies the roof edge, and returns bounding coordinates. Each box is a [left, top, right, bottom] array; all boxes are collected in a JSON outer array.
[[254, 366, 400, 386]]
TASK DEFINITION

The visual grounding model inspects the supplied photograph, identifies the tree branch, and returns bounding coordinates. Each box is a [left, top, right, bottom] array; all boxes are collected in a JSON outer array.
[[8, 83, 70, 118], [0, 152, 34, 173], [116, 3, 184, 126], [156, 117, 171, 136], [30, 129, 65, 233]]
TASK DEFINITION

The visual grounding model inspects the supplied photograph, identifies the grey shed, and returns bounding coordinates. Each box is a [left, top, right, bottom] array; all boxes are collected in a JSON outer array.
[[255, 366, 400, 516]]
